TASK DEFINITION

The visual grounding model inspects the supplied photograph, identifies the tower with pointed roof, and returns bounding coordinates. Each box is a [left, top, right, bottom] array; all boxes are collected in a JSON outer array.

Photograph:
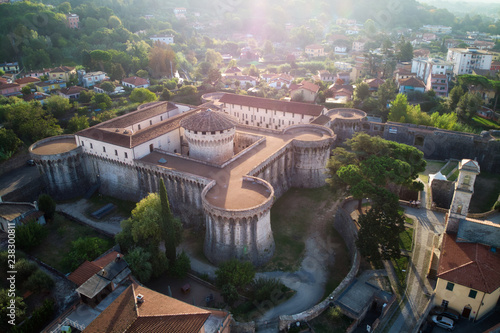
[[446, 159, 480, 233]]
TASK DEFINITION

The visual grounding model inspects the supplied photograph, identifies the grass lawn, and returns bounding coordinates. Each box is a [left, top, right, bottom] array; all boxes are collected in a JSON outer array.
[[399, 228, 414, 252], [470, 171, 500, 213], [472, 115, 500, 129], [30, 213, 113, 274], [405, 216, 414, 225], [441, 160, 458, 177], [261, 186, 339, 272], [418, 160, 446, 183], [321, 226, 351, 300], [87, 193, 136, 218], [392, 256, 409, 289], [310, 306, 353, 333]]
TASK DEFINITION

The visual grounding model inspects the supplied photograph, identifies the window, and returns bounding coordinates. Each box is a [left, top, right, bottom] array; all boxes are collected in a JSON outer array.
[[90, 143, 93, 149], [81, 141, 84, 146], [150, 120, 152, 125], [103, 146, 106, 153], [463, 175, 471, 186], [138, 124, 141, 130], [446, 282, 454, 291], [468, 290, 477, 299], [115, 150, 118, 156], [124, 152, 128, 158], [160, 116, 163, 121]]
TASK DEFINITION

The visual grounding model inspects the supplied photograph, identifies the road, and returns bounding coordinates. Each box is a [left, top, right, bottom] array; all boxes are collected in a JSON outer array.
[[387, 185, 447, 333], [0, 164, 40, 198]]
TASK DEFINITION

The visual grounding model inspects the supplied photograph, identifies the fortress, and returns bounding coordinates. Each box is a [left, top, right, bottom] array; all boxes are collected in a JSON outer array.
[[29, 94, 335, 266], [29, 93, 500, 266]]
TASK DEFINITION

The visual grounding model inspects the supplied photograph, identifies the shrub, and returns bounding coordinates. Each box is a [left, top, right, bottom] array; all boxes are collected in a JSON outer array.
[[38, 194, 56, 220], [62, 237, 111, 271], [169, 251, 191, 278], [126, 247, 153, 283], [221, 283, 239, 306], [14, 259, 38, 283], [251, 277, 289, 303], [15, 221, 48, 251], [11, 298, 54, 333], [215, 259, 255, 290], [23, 270, 54, 293]]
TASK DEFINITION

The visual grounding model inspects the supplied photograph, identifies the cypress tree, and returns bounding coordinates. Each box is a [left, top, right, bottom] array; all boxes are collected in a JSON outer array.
[[159, 179, 176, 263]]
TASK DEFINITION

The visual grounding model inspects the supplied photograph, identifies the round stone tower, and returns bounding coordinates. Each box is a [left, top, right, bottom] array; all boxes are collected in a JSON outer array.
[[29, 135, 89, 199], [180, 109, 237, 165]]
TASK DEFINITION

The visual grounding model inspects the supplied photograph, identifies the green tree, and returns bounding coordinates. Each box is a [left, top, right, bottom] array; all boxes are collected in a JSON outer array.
[[215, 259, 255, 289], [356, 190, 405, 262], [57, 1, 71, 13], [159, 88, 171, 101], [447, 85, 464, 111], [456, 92, 481, 121], [45, 95, 72, 118], [38, 194, 56, 220], [23, 270, 54, 293], [397, 40, 414, 62], [388, 94, 410, 122], [0, 128, 21, 161], [159, 178, 177, 263], [178, 85, 197, 96], [100, 81, 116, 93], [108, 15, 122, 29], [91, 93, 112, 109], [125, 247, 153, 283], [63, 237, 110, 271], [78, 90, 95, 104], [90, 50, 112, 71], [221, 283, 239, 306], [353, 82, 370, 102], [129, 88, 157, 103], [205, 49, 223, 67], [15, 220, 48, 251], [0, 289, 26, 329], [169, 251, 191, 278], [136, 69, 149, 78], [67, 113, 89, 133]]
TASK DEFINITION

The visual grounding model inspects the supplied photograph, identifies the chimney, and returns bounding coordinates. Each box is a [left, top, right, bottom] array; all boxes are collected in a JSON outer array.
[[115, 254, 121, 262], [136, 294, 144, 303]]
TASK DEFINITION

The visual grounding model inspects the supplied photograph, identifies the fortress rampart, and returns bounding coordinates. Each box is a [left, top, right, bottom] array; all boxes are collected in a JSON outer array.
[[202, 177, 275, 265]]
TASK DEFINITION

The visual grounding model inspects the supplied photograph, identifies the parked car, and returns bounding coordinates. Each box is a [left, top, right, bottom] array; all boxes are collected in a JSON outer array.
[[431, 315, 455, 331], [26, 159, 35, 166], [430, 306, 460, 322]]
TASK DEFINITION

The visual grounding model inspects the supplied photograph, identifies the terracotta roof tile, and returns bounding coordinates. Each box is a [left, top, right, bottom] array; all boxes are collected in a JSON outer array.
[[289, 81, 320, 93], [49, 66, 75, 73], [399, 77, 425, 88], [93, 251, 123, 268], [219, 93, 323, 116], [83, 284, 210, 333], [67, 261, 102, 286], [19, 211, 43, 224], [15, 77, 40, 85], [59, 86, 87, 95], [180, 108, 237, 132], [122, 77, 149, 86], [437, 234, 500, 293]]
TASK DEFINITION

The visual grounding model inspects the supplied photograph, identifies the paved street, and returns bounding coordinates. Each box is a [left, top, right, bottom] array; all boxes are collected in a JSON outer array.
[[0, 164, 40, 198], [388, 186, 446, 333]]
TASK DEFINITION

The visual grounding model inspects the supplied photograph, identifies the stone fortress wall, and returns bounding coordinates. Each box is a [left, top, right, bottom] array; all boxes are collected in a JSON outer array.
[[329, 109, 500, 174]]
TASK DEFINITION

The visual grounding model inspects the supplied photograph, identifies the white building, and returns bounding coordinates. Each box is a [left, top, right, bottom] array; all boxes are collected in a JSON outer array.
[[122, 76, 150, 89], [411, 57, 454, 83], [446, 48, 494, 76], [79, 71, 107, 88], [219, 93, 324, 130], [150, 35, 174, 45]]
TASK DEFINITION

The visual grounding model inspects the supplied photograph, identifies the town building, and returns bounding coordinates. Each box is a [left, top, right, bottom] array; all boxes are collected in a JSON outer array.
[[305, 44, 325, 58], [397, 77, 425, 94], [0, 62, 19, 73], [0, 81, 21, 96], [149, 34, 174, 45], [446, 48, 495, 76], [35, 80, 66, 93], [14, 76, 40, 88], [66, 13, 79, 28], [433, 159, 500, 321], [79, 70, 108, 88], [48, 66, 76, 82], [58, 86, 87, 99], [122, 76, 150, 89], [0, 201, 45, 232], [289, 81, 320, 103]]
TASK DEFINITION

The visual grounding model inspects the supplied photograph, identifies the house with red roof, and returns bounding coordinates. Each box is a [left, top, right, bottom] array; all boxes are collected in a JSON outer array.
[[14, 76, 41, 88], [0, 81, 21, 96], [305, 44, 325, 58], [397, 77, 425, 94], [222, 67, 243, 77], [58, 86, 88, 99], [364, 78, 385, 92], [289, 80, 320, 103], [122, 76, 150, 89]]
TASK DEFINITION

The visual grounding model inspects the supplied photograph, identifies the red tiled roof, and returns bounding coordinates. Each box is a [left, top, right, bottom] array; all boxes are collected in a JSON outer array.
[[437, 234, 500, 294], [59, 86, 87, 95], [49, 66, 75, 73], [180, 108, 237, 132], [364, 78, 385, 88], [15, 77, 40, 85], [67, 261, 102, 286], [290, 81, 320, 93], [122, 77, 149, 87], [0, 82, 20, 90], [83, 284, 210, 333], [219, 93, 323, 116], [224, 67, 242, 74], [399, 77, 425, 88], [93, 251, 122, 268]]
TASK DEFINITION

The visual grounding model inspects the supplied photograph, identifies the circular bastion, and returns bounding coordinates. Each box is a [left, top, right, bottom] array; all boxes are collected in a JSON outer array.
[[202, 176, 275, 266], [29, 135, 89, 199], [326, 108, 366, 140], [284, 124, 336, 188]]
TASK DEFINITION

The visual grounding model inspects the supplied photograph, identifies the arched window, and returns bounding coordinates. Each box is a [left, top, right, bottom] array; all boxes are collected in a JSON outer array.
[[463, 175, 471, 186]]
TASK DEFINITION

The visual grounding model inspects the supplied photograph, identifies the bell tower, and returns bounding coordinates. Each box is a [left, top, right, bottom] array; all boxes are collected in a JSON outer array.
[[446, 159, 480, 233]]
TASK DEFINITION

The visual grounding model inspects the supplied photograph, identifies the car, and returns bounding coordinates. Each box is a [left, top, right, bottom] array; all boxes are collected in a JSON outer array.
[[26, 159, 35, 166], [430, 306, 460, 322], [431, 315, 455, 331]]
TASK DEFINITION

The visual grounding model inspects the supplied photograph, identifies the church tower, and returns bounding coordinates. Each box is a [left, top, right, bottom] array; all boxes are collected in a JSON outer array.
[[446, 159, 480, 233]]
